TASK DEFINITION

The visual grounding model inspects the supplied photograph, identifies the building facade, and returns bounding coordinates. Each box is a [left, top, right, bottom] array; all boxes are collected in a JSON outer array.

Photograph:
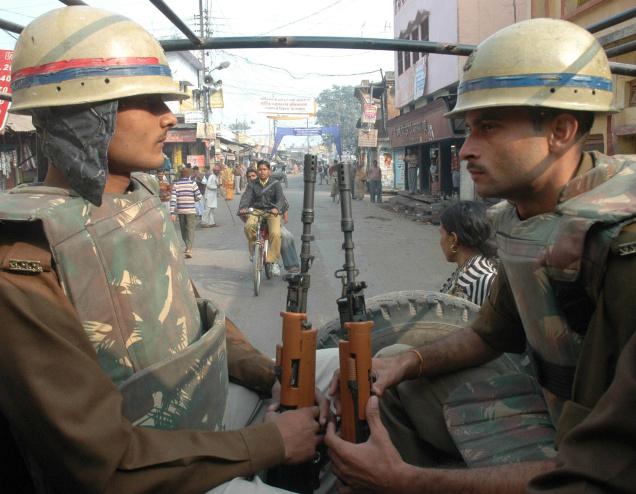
[[389, 0, 530, 198]]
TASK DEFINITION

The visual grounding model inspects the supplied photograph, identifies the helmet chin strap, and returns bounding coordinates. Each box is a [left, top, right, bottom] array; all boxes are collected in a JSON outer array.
[[31, 100, 118, 207]]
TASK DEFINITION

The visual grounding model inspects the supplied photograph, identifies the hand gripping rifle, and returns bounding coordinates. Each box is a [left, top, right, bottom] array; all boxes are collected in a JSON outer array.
[[335, 162, 373, 444], [267, 155, 320, 494]]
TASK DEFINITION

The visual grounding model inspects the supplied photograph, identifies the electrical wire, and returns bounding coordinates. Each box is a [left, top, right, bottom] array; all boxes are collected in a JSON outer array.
[[258, 0, 345, 35]]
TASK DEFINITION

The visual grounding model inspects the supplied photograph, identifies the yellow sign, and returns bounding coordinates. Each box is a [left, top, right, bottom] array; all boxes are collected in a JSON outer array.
[[210, 89, 224, 109]]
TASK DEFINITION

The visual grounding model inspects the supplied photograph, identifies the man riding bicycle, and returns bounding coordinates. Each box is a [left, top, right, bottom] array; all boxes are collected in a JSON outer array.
[[239, 160, 285, 274]]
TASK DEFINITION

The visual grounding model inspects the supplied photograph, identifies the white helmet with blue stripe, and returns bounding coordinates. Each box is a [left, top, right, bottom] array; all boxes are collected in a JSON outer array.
[[446, 18, 616, 118], [9, 6, 187, 114]]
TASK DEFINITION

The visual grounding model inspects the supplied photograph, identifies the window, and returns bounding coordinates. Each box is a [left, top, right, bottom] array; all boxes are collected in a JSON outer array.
[[420, 17, 429, 42], [629, 80, 636, 107], [397, 51, 404, 75], [404, 49, 411, 70], [412, 29, 419, 64]]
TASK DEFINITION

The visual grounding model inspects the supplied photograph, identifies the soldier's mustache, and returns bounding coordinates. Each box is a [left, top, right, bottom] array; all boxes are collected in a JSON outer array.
[[467, 164, 487, 173]]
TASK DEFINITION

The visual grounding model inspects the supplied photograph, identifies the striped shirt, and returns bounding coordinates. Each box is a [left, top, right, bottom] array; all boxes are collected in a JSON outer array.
[[170, 178, 202, 215], [440, 255, 497, 306]]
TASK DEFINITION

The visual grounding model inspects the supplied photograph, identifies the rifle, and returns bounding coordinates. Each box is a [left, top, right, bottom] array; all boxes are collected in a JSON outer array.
[[267, 155, 320, 494], [335, 162, 373, 444]]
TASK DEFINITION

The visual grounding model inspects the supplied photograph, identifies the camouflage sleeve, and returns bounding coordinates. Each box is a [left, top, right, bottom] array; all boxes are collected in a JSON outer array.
[[0, 235, 284, 492], [471, 267, 526, 354]]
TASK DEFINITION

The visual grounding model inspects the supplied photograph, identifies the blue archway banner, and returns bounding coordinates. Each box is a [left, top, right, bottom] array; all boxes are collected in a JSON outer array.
[[271, 126, 341, 157]]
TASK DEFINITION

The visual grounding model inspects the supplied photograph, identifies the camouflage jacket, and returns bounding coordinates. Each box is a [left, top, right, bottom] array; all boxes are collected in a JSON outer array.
[[491, 151, 636, 425], [0, 173, 228, 431]]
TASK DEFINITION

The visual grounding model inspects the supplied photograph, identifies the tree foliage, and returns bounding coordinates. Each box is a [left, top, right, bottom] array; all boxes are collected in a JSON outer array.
[[229, 119, 252, 132], [315, 85, 359, 155]]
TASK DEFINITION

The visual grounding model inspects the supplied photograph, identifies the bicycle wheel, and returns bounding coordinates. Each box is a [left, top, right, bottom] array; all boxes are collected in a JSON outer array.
[[263, 239, 273, 279], [253, 242, 262, 296]]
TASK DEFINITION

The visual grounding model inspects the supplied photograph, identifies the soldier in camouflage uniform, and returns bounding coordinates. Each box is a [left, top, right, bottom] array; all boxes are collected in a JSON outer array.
[[325, 18, 636, 493], [0, 6, 339, 493]]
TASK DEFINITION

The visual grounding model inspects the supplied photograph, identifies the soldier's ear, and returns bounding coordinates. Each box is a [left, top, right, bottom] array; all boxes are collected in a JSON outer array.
[[547, 113, 579, 154]]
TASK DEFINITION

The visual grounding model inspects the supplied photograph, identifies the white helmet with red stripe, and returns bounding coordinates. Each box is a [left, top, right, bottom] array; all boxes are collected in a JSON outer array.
[[10, 6, 187, 113]]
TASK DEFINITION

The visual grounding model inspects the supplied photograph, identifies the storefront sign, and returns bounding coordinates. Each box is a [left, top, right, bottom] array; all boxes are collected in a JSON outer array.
[[259, 96, 315, 115], [387, 99, 454, 147], [0, 50, 13, 133], [413, 57, 426, 100], [358, 128, 378, 148], [165, 129, 197, 143], [186, 155, 205, 168], [362, 103, 377, 124], [185, 111, 204, 123], [210, 89, 224, 109], [393, 148, 405, 188]]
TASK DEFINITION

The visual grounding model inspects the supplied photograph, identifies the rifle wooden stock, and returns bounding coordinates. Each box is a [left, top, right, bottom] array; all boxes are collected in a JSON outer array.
[[276, 311, 317, 409], [338, 320, 373, 443]]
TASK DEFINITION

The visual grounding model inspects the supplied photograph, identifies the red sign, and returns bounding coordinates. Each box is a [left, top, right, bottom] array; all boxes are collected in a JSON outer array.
[[165, 129, 197, 143], [0, 50, 14, 133]]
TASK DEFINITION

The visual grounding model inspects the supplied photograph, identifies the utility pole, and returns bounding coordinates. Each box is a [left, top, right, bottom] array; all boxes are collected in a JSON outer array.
[[198, 0, 209, 169]]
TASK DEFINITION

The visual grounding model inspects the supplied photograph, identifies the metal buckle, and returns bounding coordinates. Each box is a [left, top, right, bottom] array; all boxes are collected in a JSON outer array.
[[8, 259, 44, 274]]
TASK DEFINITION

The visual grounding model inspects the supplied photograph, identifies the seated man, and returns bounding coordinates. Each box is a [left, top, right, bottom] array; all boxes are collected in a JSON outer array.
[[325, 18, 636, 494], [239, 160, 284, 273], [0, 7, 337, 493]]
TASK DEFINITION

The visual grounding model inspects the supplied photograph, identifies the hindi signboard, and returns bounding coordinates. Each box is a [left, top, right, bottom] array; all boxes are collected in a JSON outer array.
[[362, 103, 377, 124], [0, 50, 14, 133], [259, 96, 315, 115], [357, 128, 378, 148]]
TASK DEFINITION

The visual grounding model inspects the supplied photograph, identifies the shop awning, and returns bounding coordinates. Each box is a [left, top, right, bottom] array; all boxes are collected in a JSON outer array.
[[0, 114, 35, 134]]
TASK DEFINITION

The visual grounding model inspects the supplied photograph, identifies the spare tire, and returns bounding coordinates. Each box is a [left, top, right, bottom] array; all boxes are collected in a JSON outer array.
[[317, 291, 480, 353]]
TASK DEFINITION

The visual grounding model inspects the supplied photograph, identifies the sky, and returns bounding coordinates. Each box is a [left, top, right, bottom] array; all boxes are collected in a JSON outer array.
[[0, 0, 395, 148]]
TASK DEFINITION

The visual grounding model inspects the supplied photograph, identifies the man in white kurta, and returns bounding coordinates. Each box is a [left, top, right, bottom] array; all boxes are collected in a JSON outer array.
[[202, 168, 219, 227]]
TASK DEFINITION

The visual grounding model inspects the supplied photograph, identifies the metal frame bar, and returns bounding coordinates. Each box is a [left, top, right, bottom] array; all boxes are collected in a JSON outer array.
[[0, 3, 634, 101], [586, 6, 636, 33], [148, 0, 201, 45]]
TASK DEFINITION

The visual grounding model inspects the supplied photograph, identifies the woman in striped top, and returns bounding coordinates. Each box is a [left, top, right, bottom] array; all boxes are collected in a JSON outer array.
[[438, 201, 497, 306]]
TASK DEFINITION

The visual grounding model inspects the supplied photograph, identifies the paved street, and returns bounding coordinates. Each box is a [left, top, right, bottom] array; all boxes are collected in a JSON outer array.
[[187, 174, 450, 357]]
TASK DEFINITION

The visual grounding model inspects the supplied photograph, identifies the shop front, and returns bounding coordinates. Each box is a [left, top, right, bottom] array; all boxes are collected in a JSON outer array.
[[164, 124, 207, 170], [387, 99, 464, 197]]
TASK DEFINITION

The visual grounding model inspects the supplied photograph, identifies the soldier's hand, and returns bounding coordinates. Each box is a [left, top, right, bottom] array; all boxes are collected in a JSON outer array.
[[327, 368, 342, 415], [326, 396, 411, 493], [370, 353, 419, 396], [266, 405, 321, 465]]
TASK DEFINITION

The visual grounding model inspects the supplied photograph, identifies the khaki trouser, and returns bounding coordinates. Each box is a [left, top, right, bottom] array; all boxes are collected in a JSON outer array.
[[206, 348, 340, 494], [244, 210, 281, 263]]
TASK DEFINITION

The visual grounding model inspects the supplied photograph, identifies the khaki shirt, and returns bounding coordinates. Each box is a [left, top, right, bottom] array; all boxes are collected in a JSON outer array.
[[0, 225, 284, 492], [472, 153, 636, 443], [526, 330, 636, 493]]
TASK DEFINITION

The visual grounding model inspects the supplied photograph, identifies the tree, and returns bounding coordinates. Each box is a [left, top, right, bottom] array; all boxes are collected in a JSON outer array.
[[229, 119, 252, 132], [315, 85, 359, 156]]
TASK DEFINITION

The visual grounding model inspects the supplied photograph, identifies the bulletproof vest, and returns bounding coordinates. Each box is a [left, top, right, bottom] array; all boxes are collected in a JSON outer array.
[[491, 152, 636, 424], [0, 173, 228, 431]]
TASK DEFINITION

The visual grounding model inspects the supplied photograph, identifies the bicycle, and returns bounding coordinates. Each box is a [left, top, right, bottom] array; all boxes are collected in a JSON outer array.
[[243, 208, 273, 296]]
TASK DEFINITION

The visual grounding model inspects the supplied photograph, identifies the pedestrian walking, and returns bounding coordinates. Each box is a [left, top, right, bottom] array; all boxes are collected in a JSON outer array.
[[170, 166, 202, 258], [220, 163, 235, 200], [201, 166, 220, 227], [354, 164, 367, 200], [368, 160, 382, 203], [406, 150, 418, 194], [233, 163, 242, 194], [156, 170, 171, 216]]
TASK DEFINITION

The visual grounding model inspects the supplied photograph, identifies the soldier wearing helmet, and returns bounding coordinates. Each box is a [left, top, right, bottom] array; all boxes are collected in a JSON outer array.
[[0, 6, 339, 493], [326, 18, 636, 493]]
